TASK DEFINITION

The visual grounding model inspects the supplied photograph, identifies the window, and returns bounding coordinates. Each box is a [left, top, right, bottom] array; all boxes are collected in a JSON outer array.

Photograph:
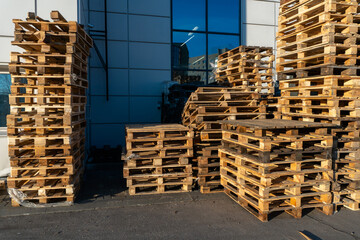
[[0, 74, 11, 127], [173, 0, 206, 31], [173, 31, 206, 70], [172, 0, 241, 84], [208, 0, 239, 33]]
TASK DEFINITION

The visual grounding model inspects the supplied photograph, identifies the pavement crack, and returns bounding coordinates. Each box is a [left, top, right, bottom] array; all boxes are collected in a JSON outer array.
[[306, 215, 360, 240]]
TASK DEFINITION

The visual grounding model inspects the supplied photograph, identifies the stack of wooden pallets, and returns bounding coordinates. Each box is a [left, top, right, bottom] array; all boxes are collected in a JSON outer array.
[[182, 87, 269, 193], [6, 11, 92, 206], [122, 124, 193, 195], [219, 119, 335, 221], [276, 0, 360, 210], [216, 46, 275, 94]]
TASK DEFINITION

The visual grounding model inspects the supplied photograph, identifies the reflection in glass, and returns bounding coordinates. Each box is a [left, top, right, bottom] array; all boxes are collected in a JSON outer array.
[[173, 70, 207, 84], [173, 32, 206, 70], [208, 0, 239, 33], [173, 0, 206, 31], [208, 34, 239, 69]]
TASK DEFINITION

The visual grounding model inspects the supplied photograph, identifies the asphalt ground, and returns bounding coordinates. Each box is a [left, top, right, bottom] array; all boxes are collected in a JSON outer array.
[[1, 163, 360, 240]]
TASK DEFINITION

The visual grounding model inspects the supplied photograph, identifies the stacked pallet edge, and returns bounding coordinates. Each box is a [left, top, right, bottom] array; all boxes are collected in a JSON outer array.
[[182, 86, 274, 193], [6, 11, 92, 206], [277, 0, 360, 211], [220, 119, 335, 221]]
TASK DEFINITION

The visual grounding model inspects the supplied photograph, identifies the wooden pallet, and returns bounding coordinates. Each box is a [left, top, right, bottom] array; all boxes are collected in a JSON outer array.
[[7, 11, 91, 207], [9, 138, 85, 158], [222, 119, 334, 150], [278, 14, 359, 40], [9, 147, 84, 167], [10, 152, 84, 178], [7, 118, 86, 136], [126, 124, 193, 139], [218, 46, 273, 61], [222, 175, 333, 222], [13, 11, 92, 46], [128, 182, 192, 196], [123, 164, 192, 178], [10, 168, 83, 207], [333, 188, 360, 211], [278, 0, 359, 30], [277, 0, 360, 214], [219, 148, 332, 186], [125, 148, 193, 159], [278, 24, 360, 51], [7, 171, 80, 189], [200, 184, 224, 194], [122, 157, 189, 168], [216, 45, 274, 93], [279, 75, 360, 88], [278, 64, 360, 81], [11, 74, 88, 88]]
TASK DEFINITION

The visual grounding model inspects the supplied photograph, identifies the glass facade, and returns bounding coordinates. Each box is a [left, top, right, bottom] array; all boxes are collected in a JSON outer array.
[[0, 74, 11, 127], [171, 0, 241, 84]]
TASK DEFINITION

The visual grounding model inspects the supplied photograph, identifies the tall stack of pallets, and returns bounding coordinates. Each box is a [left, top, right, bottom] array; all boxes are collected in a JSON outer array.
[[216, 46, 275, 94], [219, 119, 335, 221], [122, 124, 193, 195], [6, 11, 92, 206], [277, 0, 360, 210], [182, 87, 268, 193]]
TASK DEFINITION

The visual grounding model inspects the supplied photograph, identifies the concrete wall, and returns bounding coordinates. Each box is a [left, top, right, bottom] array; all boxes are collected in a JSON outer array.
[[88, 0, 171, 147]]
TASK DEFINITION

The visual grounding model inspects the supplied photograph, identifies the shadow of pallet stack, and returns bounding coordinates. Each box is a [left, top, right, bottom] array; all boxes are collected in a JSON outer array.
[[6, 11, 92, 206], [277, 0, 360, 210], [219, 119, 335, 221], [122, 124, 193, 195]]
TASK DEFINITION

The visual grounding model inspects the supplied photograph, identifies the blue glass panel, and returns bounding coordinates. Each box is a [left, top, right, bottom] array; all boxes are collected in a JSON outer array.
[[208, 0, 239, 33], [0, 74, 11, 127], [173, 0, 206, 31]]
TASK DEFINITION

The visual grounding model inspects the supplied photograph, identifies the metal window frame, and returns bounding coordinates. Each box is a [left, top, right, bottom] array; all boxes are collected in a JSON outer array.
[[88, 0, 109, 101], [170, 0, 242, 84]]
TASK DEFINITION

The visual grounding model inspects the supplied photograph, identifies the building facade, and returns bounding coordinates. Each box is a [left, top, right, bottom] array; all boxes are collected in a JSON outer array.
[[0, 0, 279, 149]]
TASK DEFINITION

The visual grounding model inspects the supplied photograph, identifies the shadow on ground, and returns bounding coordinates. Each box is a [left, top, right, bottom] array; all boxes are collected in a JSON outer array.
[[76, 146, 127, 203]]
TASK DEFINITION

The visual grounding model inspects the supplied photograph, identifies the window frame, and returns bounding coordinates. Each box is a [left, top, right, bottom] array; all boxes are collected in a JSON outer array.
[[171, 0, 241, 84]]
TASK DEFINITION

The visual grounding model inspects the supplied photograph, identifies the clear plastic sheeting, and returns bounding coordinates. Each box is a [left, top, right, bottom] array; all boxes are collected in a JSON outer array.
[[7, 188, 73, 208], [123, 153, 140, 160]]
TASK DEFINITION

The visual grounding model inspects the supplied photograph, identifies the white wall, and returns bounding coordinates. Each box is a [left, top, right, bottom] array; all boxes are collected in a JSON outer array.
[[242, 0, 279, 51], [0, 128, 10, 176]]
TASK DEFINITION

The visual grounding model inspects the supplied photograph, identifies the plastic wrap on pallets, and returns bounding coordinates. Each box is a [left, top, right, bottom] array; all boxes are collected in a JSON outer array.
[[7, 188, 73, 208], [123, 153, 140, 160]]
